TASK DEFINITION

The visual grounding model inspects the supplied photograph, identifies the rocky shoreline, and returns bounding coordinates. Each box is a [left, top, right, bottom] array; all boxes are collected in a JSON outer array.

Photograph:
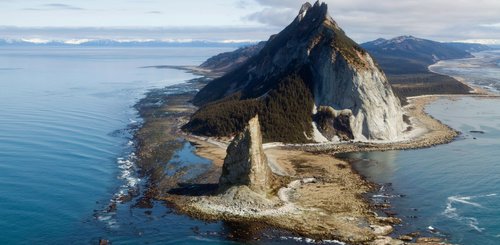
[[125, 74, 500, 244]]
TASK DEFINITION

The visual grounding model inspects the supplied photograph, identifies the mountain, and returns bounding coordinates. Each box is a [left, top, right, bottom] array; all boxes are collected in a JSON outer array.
[[199, 41, 266, 75], [184, 1, 405, 143], [444, 42, 491, 53], [0, 38, 256, 48], [361, 36, 480, 100], [361, 36, 474, 74]]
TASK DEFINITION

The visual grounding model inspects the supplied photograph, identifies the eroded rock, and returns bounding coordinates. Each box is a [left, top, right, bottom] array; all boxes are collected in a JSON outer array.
[[219, 115, 273, 195]]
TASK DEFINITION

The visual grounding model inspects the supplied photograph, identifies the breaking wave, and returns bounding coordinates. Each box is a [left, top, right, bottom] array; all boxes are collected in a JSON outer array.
[[443, 193, 497, 232]]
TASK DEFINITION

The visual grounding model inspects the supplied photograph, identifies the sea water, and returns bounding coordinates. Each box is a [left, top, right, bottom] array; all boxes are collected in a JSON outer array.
[[343, 50, 500, 244], [0, 47, 242, 244], [3, 47, 500, 245]]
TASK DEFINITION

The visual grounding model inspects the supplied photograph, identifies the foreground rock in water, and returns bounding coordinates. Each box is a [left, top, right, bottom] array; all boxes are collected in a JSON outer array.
[[219, 115, 273, 195], [187, 1, 406, 142]]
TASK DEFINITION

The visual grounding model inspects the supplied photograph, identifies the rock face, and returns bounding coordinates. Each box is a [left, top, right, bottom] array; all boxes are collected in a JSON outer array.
[[190, 1, 405, 141], [219, 115, 273, 194], [314, 106, 354, 141]]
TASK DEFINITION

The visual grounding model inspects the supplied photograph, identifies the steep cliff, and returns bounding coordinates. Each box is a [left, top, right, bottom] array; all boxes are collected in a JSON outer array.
[[186, 1, 405, 142], [219, 115, 273, 195]]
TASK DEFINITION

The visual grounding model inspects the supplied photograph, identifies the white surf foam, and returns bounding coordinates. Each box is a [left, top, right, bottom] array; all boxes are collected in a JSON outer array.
[[443, 193, 497, 232], [280, 236, 346, 244], [115, 152, 141, 200], [97, 148, 141, 229]]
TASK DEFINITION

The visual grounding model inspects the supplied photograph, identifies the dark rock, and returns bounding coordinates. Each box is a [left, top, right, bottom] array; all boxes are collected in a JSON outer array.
[[99, 239, 109, 245], [470, 130, 485, 134]]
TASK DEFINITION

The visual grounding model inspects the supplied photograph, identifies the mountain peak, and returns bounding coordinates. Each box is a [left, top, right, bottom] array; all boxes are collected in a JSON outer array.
[[389, 35, 421, 44], [298, 2, 312, 19], [188, 1, 405, 142], [295, 1, 330, 23]]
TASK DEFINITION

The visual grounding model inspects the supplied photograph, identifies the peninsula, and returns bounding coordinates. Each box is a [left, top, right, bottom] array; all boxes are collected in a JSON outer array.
[[133, 1, 494, 244]]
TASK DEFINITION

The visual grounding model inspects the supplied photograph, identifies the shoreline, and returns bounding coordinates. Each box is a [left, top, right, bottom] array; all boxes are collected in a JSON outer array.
[[131, 60, 499, 243]]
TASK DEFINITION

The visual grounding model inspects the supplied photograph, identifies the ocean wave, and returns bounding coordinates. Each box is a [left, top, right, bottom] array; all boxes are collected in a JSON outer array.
[[280, 236, 346, 244], [96, 146, 141, 229], [372, 194, 402, 198], [443, 193, 497, 232], [116, 152, 141, 196]]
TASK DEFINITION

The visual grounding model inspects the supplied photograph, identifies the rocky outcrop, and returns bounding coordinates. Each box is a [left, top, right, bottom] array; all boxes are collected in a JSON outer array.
[[313, 106, 354, 141], [189, 1, 406, 142], [219, 115, 273, 195]]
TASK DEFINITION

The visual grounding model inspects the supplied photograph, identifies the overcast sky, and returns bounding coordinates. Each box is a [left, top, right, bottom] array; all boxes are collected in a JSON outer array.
[[1, 0, 500, 43]]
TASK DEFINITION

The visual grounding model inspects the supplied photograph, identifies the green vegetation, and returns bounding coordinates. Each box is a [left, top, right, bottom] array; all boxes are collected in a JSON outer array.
[[331, 26, 367, 69], [361, 37, 474, 104], [259, 74, 314, 143], [183, 74, 314, 143], [182, 95, 261, 137], [389, 73, 471, 105]]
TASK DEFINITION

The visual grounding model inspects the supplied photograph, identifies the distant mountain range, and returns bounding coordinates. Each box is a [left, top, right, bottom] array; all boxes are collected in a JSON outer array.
[[360, 36, 491, 74], [193, 35, 493, 77], [359, 36, 490, 99], [199, 41, 266, 75], [192, 35, 490, 102], [0, 38, 257, 48]]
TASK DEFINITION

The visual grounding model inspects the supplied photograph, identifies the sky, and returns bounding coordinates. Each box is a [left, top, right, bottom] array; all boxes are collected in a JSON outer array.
[[1, 0, 500, 43]]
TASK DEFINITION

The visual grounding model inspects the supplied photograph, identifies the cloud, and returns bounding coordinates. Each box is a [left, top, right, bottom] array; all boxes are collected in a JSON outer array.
[[245, 8, 296, 27], [244, 0, 500, 42], [242, 0, 302, 27], [253, 0, 302, 7], [145, 11, 163, 14], [44, 3, 84, 10], [22, 3, 84, 11], [480, 23, 500, 28], [0, 26, 280, 43]]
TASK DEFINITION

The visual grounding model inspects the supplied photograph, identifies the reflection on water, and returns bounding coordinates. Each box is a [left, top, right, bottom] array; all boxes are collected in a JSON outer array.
[[339, 151, 399, 184]]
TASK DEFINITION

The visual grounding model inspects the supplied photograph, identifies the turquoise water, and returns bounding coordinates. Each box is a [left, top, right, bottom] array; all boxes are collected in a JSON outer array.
[[343, 51, 500, 244], [0, 47, 243, 244]]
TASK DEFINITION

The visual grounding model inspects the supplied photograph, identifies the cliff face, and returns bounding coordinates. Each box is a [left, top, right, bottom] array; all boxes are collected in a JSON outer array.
[[219, 115, 273, 194], [188, 1, 405, 141], [310, 49, 404, 140]]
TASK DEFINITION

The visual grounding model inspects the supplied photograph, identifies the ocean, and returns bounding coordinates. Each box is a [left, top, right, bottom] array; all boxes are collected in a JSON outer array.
[[2, 46, 500, 245], [0, 47, 241, 244], [342, 50, 500, 244]]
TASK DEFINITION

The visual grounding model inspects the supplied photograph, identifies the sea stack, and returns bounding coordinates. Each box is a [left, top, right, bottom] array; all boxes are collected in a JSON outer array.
[[187, 1, 405, 142], [219, 115, 273, 195]]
